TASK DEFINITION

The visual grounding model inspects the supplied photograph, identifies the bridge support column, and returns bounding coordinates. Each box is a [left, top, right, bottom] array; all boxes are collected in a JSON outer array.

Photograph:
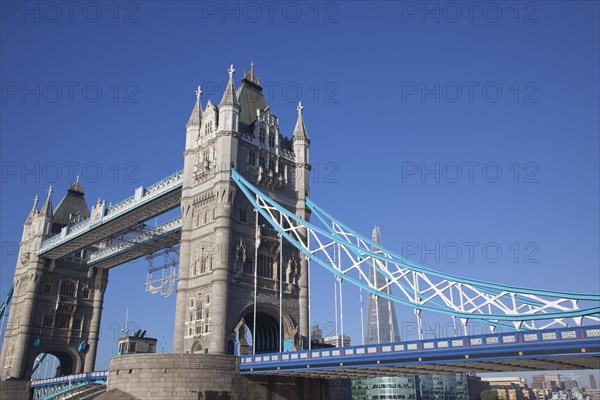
[[84, 268, 108, 371], [0, 380, 30, 400], [4, 257, 45, 379], [172, 223, 192, 354], [96, 353, 350, 400]]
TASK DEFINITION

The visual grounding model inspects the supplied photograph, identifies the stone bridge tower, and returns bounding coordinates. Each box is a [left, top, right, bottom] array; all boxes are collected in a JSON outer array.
[[0, 182, 108, 380], [173, 63, 311, 355]]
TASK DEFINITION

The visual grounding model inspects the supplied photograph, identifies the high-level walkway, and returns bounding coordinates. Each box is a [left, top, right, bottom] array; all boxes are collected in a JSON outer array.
[[38, 171, 183, 261]]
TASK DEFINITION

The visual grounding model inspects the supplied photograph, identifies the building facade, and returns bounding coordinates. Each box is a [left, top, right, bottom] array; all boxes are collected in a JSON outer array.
[[324, 335, 351, 348], [172, 63, 311, 356], [352, 376, 418, 400], [475, 377, 535, 400], [352, 374, 469, 400], [0, 181, 108, 380]]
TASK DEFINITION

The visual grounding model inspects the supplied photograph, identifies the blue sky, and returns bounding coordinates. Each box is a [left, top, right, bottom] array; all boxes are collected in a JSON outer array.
[[1, 0, 598, 384]]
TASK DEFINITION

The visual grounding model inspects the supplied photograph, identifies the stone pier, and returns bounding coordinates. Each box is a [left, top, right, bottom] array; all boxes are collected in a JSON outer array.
[[97, 353, 351, 400]]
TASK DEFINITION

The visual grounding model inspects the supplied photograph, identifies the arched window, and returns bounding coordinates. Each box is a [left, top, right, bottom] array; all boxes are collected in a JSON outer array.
[[55, 312, 70, 328], [243, 256, 253, 274], [60, 281, 75, 297], [257, 254, 273, 279], [239, 207, 247, 223], [268, 131, 275, 148], [259, 124, 266, 143]]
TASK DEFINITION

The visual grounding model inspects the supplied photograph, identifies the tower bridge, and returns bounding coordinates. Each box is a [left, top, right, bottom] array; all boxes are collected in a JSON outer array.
[[0, 63, 598, 400]]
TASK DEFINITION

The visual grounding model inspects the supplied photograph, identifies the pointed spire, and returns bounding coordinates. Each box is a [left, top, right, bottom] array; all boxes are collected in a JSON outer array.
[[69, 175, 84, 193], [186, 85, 203, 127], [371, 226, 381, 245], [243, 61, 260, 85], [293, 102, 309, 141], [39, 186, 53, 218], [219, 64, 239, 107], [27, 195, 39, 220]]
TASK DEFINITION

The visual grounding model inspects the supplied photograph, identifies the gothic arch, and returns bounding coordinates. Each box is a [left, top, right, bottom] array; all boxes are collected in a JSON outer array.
[[26, 345, 82, 378], [236, 303, 296, 354], [191, 340, 203, 354]]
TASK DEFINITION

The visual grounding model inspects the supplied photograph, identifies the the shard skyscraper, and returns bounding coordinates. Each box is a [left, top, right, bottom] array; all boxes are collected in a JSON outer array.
[[365, 226, 400, 344]]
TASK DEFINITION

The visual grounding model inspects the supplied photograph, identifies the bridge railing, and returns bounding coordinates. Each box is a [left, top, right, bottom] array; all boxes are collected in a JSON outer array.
[[240, 326, 600, 368], [38, 170, 183, 255], [88, 217, 182, 264], [30, 370, 108, 387]]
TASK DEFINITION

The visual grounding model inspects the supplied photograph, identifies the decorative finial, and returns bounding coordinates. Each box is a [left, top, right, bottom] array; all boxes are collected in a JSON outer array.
[[195, 85, 202, 100], [33, 195, 39, 208], [228, 64, 235, 79], [47, 186, 53, 197], [250, 61, 254, 73], [76, 175, 80, 184], [297, 101, 303, 115]]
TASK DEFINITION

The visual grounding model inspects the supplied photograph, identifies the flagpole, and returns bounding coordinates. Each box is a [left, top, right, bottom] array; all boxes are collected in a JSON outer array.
[[253, 207, 259, 355]]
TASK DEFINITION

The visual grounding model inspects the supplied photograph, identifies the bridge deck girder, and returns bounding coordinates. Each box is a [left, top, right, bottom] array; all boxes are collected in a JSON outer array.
[[87, 218, 182, 269], [39, 189, 181, 260], [245, 356, 600, 379]]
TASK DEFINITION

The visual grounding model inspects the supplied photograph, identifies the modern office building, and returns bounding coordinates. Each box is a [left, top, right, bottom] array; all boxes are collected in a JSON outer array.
[[324, 335, 351, 348], [418, 374, 469, 400], [352, 376, 418, 400], [353, 374, 469, 400]]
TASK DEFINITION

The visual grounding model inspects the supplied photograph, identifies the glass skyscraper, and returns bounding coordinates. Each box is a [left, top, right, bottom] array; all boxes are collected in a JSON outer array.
[[365, 226, 400, 344], [352, 228, 469, 400]]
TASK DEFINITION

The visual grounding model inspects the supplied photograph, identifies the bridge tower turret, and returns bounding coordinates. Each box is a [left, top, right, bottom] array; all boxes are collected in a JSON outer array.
[[174, 63, 311, 355], [292, 102, 311, 342], [0, 183, 108, 380]]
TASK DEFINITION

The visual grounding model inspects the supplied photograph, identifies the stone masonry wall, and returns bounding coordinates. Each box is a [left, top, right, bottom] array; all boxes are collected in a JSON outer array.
[[99, 353, 351, 400]]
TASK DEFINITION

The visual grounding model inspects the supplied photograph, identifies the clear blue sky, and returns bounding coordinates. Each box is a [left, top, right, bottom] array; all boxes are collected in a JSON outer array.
[[1, 0, 598, 383]]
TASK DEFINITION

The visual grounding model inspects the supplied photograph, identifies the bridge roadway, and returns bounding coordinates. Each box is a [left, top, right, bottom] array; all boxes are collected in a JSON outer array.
[[240, 326, 600, 378], [37, 171, 183, 260]]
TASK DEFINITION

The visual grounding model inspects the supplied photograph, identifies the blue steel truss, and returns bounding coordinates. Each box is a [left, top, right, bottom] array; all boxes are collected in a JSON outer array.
[[31, 371, 108, 400], [0, 285, 13, 320], [230, 168, 600, 332]]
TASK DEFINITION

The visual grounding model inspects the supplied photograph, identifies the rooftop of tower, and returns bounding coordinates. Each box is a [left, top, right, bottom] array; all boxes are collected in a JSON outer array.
[[236, 62, 269, 132], [52, 177, 90, 232]]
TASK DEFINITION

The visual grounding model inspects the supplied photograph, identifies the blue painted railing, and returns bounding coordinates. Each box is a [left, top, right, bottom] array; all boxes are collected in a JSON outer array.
[[239, 326, 600, 373], [31, 371, 108, 400], [38, 170, 183, 255], [31, 370, 108, 388], [0, 285, 13, 319]]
